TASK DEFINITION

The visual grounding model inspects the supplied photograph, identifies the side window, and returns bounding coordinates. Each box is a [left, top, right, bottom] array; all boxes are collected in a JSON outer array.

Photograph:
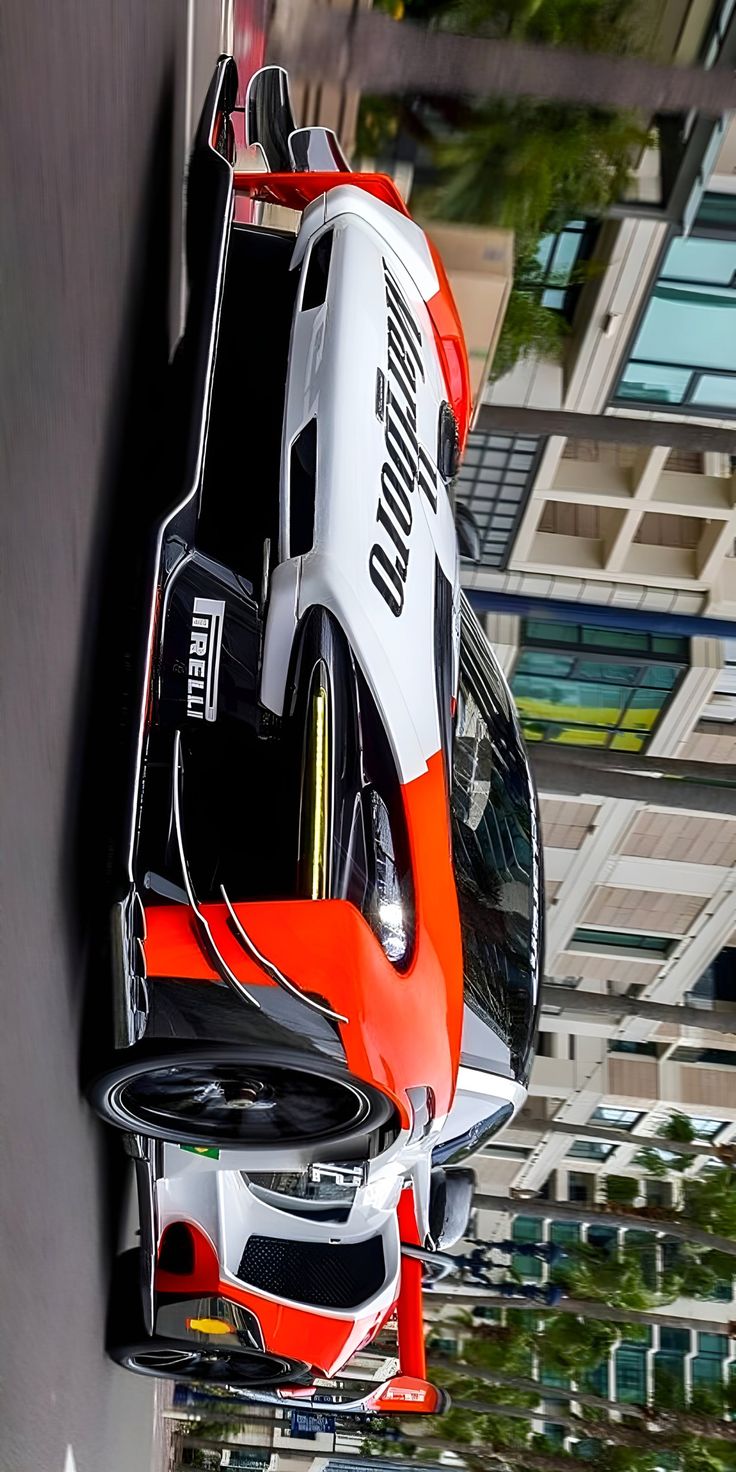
[[452, 601, 543, 1083]]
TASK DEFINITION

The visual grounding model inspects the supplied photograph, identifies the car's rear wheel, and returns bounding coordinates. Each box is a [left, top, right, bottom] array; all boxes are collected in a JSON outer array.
[[88, 1045, 395, 1152], [109, 1249, 308, 1387]]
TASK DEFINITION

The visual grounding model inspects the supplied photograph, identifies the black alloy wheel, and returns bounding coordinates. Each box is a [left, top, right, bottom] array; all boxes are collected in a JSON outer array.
[[112, 1339, 306, 1387], [88, 1046, 394, 1151]]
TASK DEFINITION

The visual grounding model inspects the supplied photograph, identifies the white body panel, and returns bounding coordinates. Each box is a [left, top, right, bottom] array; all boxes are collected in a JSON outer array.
[[260, 187, 461, 784]]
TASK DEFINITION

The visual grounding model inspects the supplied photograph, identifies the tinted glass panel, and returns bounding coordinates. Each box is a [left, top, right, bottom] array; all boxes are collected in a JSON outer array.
[[452, 598, 543, 1084], [662, 236, 736, 285], [691, 374, 736, 408], [697, 192, 736, 230], [618, 363, 691, 405]]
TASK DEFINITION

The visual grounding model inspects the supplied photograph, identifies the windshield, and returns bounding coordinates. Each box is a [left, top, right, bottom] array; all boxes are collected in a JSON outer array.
[[451, 597, 543, 1085]]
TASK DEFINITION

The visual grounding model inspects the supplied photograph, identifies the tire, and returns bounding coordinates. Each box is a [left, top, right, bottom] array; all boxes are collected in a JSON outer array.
[[87, 1044, 395, 1153], [111, 1337, 308, 1387], [108, 1250, 307, 1387]]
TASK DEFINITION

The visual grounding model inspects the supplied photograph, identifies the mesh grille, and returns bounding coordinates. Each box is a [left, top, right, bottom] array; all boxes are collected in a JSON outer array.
[[237, 1234, 385, 1310]]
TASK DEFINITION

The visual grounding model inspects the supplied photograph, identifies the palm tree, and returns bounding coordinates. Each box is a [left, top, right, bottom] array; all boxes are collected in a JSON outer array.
[[427, 1287, 735, 1335], [271, 9, 736, 117], [427, 1356, 736, 1436], [466, 1190, 736, 1259], [474, 405, 736, 455], [447, 1395, 736, 1448], [540, 985, 736, 1037]]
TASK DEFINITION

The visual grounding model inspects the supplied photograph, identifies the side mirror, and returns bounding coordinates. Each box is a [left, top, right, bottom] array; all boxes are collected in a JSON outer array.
[[427, 1166, 475, 1250], [455, 503, 482, 562], [289, 125, 350, 173]]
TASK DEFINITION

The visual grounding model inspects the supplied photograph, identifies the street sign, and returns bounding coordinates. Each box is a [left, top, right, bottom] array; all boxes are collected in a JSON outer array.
[[290, 1411, 337, 1436]]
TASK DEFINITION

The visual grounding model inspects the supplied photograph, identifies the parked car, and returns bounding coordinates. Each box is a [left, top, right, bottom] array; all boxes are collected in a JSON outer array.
[[89, 60, 543, 1409]]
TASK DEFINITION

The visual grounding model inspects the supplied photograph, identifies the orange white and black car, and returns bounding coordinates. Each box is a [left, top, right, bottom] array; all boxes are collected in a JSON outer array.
[[88, 61, 543, 1405]]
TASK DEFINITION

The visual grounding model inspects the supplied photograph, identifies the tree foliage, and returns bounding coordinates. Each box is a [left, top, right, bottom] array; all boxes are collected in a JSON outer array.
[[429, 101, 646, 240], [357, 0, 653, 374]]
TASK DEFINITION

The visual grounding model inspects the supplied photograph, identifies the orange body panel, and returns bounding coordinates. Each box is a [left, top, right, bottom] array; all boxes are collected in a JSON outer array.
[[233, 168, 411, 217], [395, 1185, 426, 1379], [425, 237, 472, 452], [155, 1222, 393, 1376], [143, 752, 463, 1119]]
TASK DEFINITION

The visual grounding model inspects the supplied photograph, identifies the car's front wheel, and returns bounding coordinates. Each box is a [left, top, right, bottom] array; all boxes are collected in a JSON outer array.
[[88, 1044, 395, 1153]]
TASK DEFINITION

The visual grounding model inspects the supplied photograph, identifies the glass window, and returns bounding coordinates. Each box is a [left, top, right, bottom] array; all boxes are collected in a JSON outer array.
[[576, 660, 642, 685], [572, 928, 672, 953], [568, 1171, 594, 1204], [512, 1216, 541, 1241], [567, 1140, 614, 1161], [609, 1040, 658, 1056], [671, 1047, 736, 1066], [581, 627, 648, 653], [521, 723, 611, 747], [616, 229, 736, 413], [698, 1333, 728, 1355], [615, 1347, 647, 1403], [692, 1357, 725, 1388], [515, 651, 576, 679], [691, 374, 736, 409], [642, 664, 680, 690], [532, 221, 592, 316], [591, 1107, 642, 1129], [514, 675, 632, 727], [525, 619, 580, 645], [662, 236, 736, 286], [585, 1362, 611, 1397], [621, 687, 668, 731], [587, 1225, 619, 1251], [660, 1328, 690, 1353], [618, 362, 692, 406], [646, 1177, 672, 1208], [451, 599, 542, 1085], [697, 193, 736, 230], [654, 1351, 686, 1404], [652, 636, 688, 656], [638, 282, 736, 374], [611, 732, 646, 752], [513, 623, 686, 751], [550, 1222, 582, 1246], [689, 1117, 725, 1140]]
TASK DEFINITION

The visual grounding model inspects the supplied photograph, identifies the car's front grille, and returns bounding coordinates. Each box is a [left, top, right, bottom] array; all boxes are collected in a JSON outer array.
[[237, 1233, 385, 1309]]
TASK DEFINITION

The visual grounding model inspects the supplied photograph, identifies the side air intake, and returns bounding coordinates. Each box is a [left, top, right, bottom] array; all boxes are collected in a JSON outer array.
[[237, 1234, 385, 1309]]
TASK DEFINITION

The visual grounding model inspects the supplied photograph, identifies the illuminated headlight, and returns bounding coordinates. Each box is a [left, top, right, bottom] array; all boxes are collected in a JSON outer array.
[[377, 901, 407, 963], [370, 791, 410, 964]]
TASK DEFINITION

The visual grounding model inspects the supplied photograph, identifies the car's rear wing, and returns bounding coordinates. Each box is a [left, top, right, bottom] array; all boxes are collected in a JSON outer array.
[[235, 63, 471, 450]]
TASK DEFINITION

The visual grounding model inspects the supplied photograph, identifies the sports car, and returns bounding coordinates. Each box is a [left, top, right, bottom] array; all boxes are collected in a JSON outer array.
[[89, 59, 543, 1407]]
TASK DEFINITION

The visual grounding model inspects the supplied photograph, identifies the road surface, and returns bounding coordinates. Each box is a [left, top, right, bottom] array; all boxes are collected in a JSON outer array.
[[0, 2, 248, 1468]]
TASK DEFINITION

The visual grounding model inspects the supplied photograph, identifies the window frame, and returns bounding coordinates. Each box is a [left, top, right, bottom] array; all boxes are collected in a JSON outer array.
[[611, 201, 736, 418]]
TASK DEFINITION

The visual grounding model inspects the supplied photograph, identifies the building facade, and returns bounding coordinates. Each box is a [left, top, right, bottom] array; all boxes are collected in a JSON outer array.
[[446, 0, 736, 1401]]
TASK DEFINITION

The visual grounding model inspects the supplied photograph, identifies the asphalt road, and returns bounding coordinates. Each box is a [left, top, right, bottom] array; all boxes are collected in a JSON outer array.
[[0, 4, 229, 1468]]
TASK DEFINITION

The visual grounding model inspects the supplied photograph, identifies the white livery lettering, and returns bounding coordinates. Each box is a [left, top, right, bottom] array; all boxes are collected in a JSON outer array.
[[187, 597, 225, 721], [369, 263, 440, 617]]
